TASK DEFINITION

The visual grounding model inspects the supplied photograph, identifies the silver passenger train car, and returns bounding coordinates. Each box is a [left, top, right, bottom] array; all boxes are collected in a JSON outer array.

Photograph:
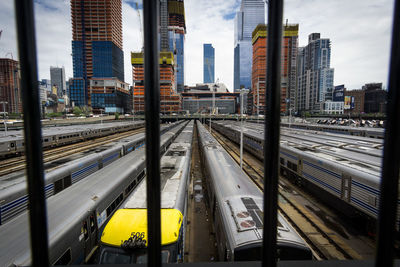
[[212, 121, 399, 232], [0, 122, 182, 225], [97, 121, 194, 264], [0, 121, 145, 158], [280, 122, 384, 139], [197, 121, 312, 261], [0, 122, 187, 267]]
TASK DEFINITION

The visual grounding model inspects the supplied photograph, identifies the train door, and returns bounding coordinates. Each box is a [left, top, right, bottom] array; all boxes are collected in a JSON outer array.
[[297, 159, 303, 176], [82, 211, 98, 262], [341, 174, 352, 202]]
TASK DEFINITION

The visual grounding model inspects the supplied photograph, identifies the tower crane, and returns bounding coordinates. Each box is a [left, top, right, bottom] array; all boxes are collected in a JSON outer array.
[[135, 2, 143, 51]]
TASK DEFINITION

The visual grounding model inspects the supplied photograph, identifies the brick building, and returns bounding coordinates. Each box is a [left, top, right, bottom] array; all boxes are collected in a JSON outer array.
[[363, 83, 387, 114], [250, 24, 298, 114], [0, 58, 21, 113]]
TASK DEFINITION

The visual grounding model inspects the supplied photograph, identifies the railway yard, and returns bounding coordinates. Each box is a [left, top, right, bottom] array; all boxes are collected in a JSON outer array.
[[0, 119, 390, 265]]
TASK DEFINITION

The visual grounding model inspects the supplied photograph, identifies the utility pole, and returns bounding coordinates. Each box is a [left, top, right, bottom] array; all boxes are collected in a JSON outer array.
[[0, 101, 8, 136], [240, 90, 244, 169]]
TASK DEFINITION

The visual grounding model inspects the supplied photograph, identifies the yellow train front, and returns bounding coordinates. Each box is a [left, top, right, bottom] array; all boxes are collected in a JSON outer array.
[[98, 208, 185, 264], [96, 121, 193, 264]]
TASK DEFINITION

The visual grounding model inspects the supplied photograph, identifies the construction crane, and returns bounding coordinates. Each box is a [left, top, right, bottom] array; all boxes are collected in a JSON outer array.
[[135, 2, 143, 51]]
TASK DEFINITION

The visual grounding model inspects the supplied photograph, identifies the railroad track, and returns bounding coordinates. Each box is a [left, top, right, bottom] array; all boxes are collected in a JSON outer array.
[[0, 128, 144, 176], [210, 127, 362, 260]]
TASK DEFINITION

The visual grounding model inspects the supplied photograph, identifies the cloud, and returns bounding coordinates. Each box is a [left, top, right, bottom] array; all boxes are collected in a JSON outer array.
[[185, 0, 238, 90], [284, 0, 393, 89], [0, 0, 394, 92], [0, 1, 19, 61], [34, 0, 72, 79]]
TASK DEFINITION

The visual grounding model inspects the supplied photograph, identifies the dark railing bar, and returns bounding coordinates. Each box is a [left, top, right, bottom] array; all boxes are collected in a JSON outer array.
[[14, 0, 50, 266], [375, 0, 400, 266], [143, 0, 161, 266], [263, 0, 283, 266]]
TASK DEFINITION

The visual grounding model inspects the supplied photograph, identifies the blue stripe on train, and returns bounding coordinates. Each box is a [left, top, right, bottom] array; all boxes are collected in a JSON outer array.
[[71, 162, 98, 178], [304, 160, 341, 179], [280, 151, 298, 160], [302, 171, 341, 194], [351, 197, 378, 216], [352, 180, 380, 196], [1, 183, 54, 212], [103, 153, 119, 163]]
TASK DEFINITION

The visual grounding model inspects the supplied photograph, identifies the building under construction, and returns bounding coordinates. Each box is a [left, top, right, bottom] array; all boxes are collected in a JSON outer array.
[[0, 58, 21, 114], [250, 23, 298, 114], [131, 51, 180, 113], [70, 0, 130, 113], [160, 0, 186, 93]]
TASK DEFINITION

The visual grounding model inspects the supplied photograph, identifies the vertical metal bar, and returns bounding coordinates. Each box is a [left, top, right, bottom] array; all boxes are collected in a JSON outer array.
[[14, 0, 49, 266], [375, 0, 400, 266], [262, 0, 283, 266], [143, 1, 161, 266]]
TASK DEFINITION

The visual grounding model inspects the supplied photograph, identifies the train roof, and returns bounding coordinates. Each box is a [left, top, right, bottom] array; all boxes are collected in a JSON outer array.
[[281, 142, 381, 179], [197, 121, 308, 250], [0, 121, 144, 142], [0, 146, 146, 266], [0, 123, 181, 197], [123, 121, 193, 211], [100, 121, 194, 248], [214, 121, 382, 175], [280, 122, 385, 133]]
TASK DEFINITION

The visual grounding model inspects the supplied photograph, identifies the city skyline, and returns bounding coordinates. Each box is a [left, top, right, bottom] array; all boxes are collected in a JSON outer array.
[[0, 0, 394, 91]]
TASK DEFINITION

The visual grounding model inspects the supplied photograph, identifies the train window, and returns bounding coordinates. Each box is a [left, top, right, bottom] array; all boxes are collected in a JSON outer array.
[[292, 164, 297, 172], [54, 179, 63, 194], [106, 206, 112, 217], [90, 216, 96, 233], [53, 248, 71, 265], [64, 176, 72, 188], [83, 221, 89, 240]]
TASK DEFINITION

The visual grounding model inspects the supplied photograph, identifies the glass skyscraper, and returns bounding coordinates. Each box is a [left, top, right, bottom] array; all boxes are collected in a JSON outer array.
[[50, 66, 66, 97], [70, 0, 130, 112], [297, 33, 334, 113], [234, 0, 265, 91], [203, 44, 215, 83], [160, 0, 186, 93]]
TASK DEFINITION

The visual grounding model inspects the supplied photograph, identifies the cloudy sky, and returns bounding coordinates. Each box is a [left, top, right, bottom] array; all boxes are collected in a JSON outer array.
[[0, 0, 394, 91]]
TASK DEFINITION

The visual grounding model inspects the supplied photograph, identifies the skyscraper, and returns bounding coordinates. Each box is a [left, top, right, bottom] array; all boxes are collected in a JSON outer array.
[[234, 0, 265, 91], [50, 66, 66, 97], [160, 0, 186, 93], [251, 24, 298, 114], [203, 44, 215, 83], [297, 33, 334, 114], [70, 0, 130, 113], [0, 58, 21, 113]]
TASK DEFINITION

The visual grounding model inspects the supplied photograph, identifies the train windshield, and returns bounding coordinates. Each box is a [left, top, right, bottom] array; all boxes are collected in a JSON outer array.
[[99, 248, 170, 264]]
